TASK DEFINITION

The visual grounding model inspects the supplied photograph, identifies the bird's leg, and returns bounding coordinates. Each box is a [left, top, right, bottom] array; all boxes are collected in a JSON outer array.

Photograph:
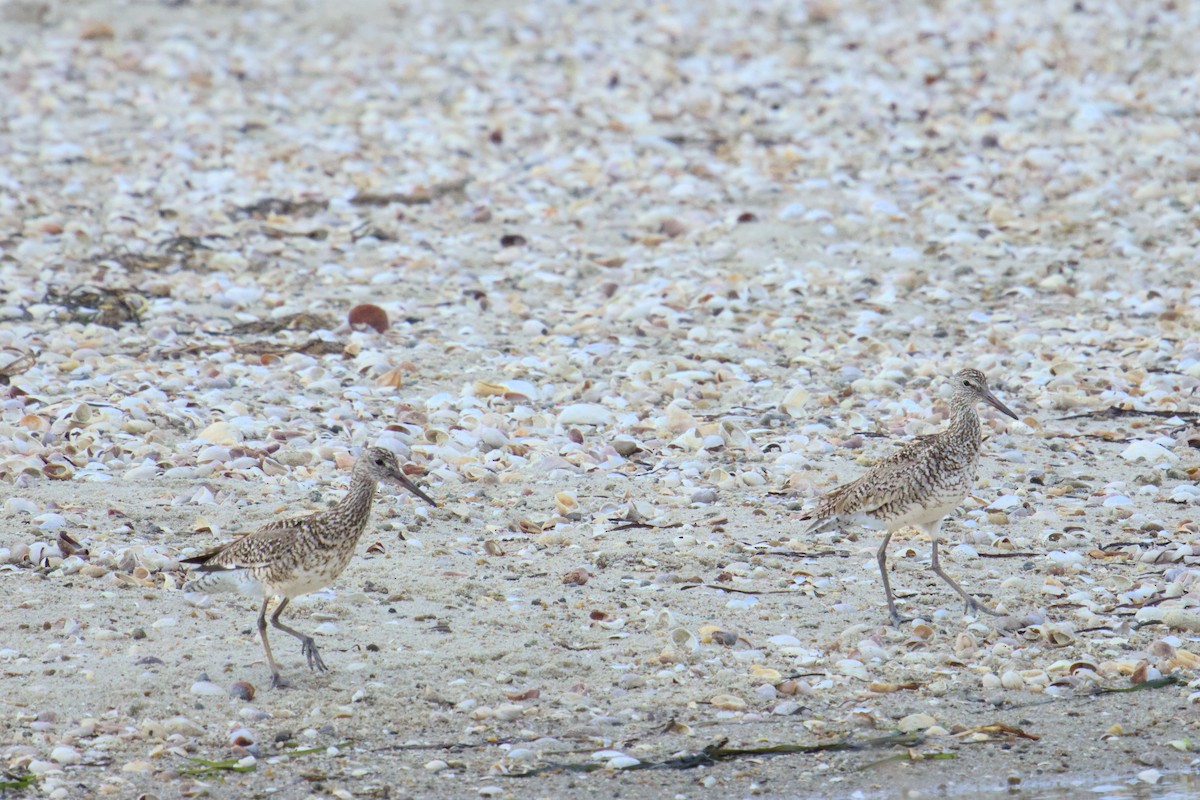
[[876, 531, 910, 626], [258, 598, 288, 689], [270, 598, 328, 673], [927, 523, 1000, 617]]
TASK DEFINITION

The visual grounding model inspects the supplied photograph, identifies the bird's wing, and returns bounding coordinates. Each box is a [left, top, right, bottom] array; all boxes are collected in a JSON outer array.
[[181, 518, 308, 571], [802, 437, 936, 528]]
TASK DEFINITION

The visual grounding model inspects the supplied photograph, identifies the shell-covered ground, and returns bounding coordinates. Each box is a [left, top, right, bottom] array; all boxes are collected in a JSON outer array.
[[1, 0, 1199, 798]]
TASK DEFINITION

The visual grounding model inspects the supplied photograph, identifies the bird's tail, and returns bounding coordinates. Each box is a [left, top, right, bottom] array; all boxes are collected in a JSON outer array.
[[801, 514, 839, 535], [801, 511, 884, 535], [182, 569, 262, 596]]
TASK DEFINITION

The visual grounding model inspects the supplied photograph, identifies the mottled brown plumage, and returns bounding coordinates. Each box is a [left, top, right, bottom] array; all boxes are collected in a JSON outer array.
[[802, 369, 1018, 624], [182, 446, 436, 688]]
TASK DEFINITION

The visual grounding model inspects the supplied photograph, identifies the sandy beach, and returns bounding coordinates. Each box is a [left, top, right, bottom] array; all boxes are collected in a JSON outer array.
[[1, 0, 1198, 797]]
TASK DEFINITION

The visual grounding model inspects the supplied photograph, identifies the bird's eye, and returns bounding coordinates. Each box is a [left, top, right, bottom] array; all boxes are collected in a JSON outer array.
[[374, 458, 384, 465], [962, 379, 970, 386]]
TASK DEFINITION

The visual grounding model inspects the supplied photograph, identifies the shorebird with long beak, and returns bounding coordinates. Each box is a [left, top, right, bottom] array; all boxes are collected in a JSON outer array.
[[800, 369, 1019, 625], [183, 446, 437, 688]]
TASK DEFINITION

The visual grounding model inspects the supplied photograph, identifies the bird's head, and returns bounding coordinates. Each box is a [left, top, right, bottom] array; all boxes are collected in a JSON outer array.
[[356, 446, 437, 506]]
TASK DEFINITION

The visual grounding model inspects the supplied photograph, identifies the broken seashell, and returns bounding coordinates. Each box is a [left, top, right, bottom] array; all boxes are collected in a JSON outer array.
[[554, 492, 581, 519], [19, 414, 48, 432], [709, 693, 746, 711], [473, 380, 508, 397], [423, 428, 450, 445], [377, 367, 405, 389], [1030, 624, 1075, 647], [750, 665, 782, 682], [42, 463, 74, 481], [1171, 649, 1200, 670], [57, 532, 86, 558], [665, 402, 696, 433], [781, 388, 810, 418], [28, 541, 51, 565], [670, 628, 699, 652]]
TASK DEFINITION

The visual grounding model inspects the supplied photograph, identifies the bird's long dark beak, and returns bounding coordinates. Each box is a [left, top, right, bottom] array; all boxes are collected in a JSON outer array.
[[981, 387, 1018, 420], [389, 466, 438, 506]]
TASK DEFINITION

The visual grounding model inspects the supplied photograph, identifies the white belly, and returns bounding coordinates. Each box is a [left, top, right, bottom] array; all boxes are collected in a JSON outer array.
[[272, 571, 336, 599], [884, 498, 962, 530]]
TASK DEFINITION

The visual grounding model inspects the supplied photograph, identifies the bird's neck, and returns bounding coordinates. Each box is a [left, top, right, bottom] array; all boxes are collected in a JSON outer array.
[[948, 391, 982, 442], [321, 473, 378, 543]]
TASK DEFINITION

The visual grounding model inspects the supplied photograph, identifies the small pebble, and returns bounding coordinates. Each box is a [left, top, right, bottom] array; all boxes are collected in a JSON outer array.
[[50, 746, 80, 764], [772, 701, 801, 716], [191, 681, 226, 697], [755, 684, 777, 701], [898, 713, 937, 733], [495, 704, 524, 722], [1000, 671, 1025, 690], [164, 716, 205, 737]]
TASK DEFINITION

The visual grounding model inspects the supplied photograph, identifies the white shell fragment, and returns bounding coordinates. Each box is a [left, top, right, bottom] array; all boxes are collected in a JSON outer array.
[[1120, 441, 1178, 463], [557, 404, 613, 426], [781, 389, 810, 418]]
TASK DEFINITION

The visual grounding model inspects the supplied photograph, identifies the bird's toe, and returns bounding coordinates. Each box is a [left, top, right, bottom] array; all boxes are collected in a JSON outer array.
[[301, 638, 328, 672], [966, 598, 1001, 617]]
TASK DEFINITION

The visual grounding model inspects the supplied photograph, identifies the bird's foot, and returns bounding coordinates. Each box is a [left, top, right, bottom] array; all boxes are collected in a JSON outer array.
[[964, 597, 1002, 617], [301, 637, 328, 672], [270, 672, 291, 690], [887, 610, 914, 627]]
